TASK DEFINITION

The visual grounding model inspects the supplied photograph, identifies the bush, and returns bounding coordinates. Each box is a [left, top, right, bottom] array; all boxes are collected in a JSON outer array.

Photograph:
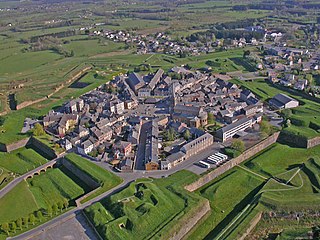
[[289, 117, 308, 127], [309, 121, 320, 131], [224, 147, 241, 158], [230, 139, 245, 153], [278, 130, 308, 148]]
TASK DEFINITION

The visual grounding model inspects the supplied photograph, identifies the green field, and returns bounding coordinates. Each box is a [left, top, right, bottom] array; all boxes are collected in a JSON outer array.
[[185, 143, 320, 239], [0, 147, 47, 175], [84, 170, 206, 240], [63, 153, 123, 202]]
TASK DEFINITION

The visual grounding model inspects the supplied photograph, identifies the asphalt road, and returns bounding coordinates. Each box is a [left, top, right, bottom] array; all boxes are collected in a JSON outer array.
[[134, 121, 150, 170]]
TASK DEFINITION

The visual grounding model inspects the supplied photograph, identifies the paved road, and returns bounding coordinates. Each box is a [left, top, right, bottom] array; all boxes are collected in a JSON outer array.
[[135, 121, 150, 170]]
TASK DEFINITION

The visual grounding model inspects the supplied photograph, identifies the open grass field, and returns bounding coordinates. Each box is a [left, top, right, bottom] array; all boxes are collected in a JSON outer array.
[[232, 79, 320, 138], [85, 170, 206, 240], [0, 181, 39, 225], [186, 169, 264, 240], [28, 168, 85, 208], [64, 153, 123, 202], [0, 147, 47, 175], [185, 143, 320, 240]]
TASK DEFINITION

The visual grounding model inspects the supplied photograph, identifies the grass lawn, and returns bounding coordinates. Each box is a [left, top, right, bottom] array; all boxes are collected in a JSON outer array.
[[84, 170, 205, 240], [0, 181, 39, 224], [243, 143, 320, 178], [64, 153, 123, 202], [187, 169, 264, 240], [0, 147, 47, 175], [28, 168, 85, 208]]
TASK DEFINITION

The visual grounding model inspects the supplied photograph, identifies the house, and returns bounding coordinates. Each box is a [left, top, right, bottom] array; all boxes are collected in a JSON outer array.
[[216, 117, 253, 142], [240, 90, 255, 102], [113, 141, 132, 157], [60, 138, 72, 151], [120, 159, 133, 172], [127, 72, 145, 94], [76, 126, 89, 139], [65, 99, 84, 113], [78, 139, 94, 155], [148, 68, 164, 91], [269, 94, 299, 109], [161, 151, 186, 170], [294, 80, 308, 91]]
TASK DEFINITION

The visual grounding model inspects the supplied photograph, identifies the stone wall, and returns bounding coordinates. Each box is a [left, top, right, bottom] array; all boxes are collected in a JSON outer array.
[[185, 132, 280, 192], [0, 137, 31, 152], [30, 137, 57, 159], [61, 158, 100, 189], [307, 136, 320, 149], [238, 212, 262, 240], [168, 199, 211, 240]]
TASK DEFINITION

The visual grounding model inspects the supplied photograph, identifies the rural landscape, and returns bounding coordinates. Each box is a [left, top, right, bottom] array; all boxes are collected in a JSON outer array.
[[1, 0, 320, 239]]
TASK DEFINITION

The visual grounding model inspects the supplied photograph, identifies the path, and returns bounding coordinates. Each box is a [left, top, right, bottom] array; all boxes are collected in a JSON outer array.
[[237, 165, 268, 180]]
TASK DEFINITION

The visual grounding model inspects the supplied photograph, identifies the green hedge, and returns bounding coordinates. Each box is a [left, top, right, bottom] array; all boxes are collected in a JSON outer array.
[[278, 130, 308, 148]]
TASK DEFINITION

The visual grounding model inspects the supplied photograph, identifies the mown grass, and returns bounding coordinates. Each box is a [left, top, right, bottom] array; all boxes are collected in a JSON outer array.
[[64, 153, 123, 202], [84, 170, 205, 240], [186, 168, 264, 240], [0, 147, 47, 175]]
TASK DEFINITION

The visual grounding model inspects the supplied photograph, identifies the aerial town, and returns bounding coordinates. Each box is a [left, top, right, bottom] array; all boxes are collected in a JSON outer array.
[[2, 1, 320, 240]]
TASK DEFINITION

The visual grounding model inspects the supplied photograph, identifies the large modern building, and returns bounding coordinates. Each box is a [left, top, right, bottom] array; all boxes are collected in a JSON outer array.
[[161, 133, 214, 170], [216, 117, 253, 142], [269, 93, 299, 109]]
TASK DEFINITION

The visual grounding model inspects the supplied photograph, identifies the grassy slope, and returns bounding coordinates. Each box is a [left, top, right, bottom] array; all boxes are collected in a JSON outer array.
[[85, 170, 204, 240], [0, 181, 39, 224], [0, 148, 47, 174], [64, 153, 123, 201]]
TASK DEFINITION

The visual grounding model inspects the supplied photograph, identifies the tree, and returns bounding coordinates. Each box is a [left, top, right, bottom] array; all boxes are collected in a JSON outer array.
[[282, 109, 292, 119], [207, 112, 215, 125], [63, 199, 69, 209], [16, 218, 22, 230], [47, 205, 53, 217], [23, 217, 29, 228], [260, 121, 272, 136], [36, 211, 43, 222], [183, 129, 191, 140], [243, 50, 251, 58], [231, 139, 245, 153], [33, 123, 45, 136], [10, 222, 16, 233], [1, 223, 9, 235], [52, 203, 59, 215], [57, 201, 64, 212], [29, 214, 36, 225]]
